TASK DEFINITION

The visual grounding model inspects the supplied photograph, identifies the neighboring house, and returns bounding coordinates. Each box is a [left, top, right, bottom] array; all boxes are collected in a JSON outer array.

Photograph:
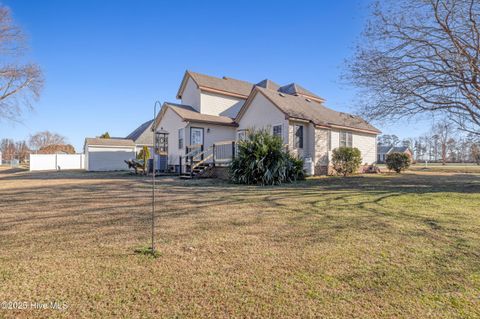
[[154, 70, 380, 175], [84, 138, 136, 171], [377, 146, 413, 163]]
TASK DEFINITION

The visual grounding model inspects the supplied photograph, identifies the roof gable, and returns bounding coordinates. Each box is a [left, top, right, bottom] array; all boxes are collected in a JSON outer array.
[[378, 146, 412, 154], [377, 146, 392, 154], [236, 87, 380, 134], [278, 83, 325, 102], [177, 71, 254, 99], [126, 120, 153, 142], [255, 79, 281, 91], [391, 146, 411, 153], [155, 102, 238, 128]]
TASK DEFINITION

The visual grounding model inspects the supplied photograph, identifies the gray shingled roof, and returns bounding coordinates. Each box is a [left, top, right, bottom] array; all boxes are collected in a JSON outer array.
[[165, 102, 237, 126], [126, 119, 153, 141], [85, 138, 135, 147], [377, 146, 411, 154], [278, 83, 324, 101], [184, 71, 254, 97], [254, 87, 380, 133], [179, 71, 326, 102], [255, 79, 281, 91], [391, 146, 410, 153], [377, 146, 392, 154]]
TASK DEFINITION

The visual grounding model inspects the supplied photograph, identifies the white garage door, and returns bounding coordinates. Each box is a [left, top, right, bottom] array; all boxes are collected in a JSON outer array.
[[87, 147, 135, 171]]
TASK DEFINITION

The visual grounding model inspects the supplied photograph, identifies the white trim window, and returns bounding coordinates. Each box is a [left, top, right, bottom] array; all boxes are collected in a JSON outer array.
[[294, 125, 304, 149], [339, 131, 353, 148], [178, 128, 184, 149], [273, 124, 283, 139], [237, 130, 247, 141]]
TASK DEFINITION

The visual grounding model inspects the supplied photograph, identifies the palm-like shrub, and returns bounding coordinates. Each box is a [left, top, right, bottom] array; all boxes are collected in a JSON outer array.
[[229, 129, 304, 185], [386, 152, 411, 173], [331, 147, 362, 176]]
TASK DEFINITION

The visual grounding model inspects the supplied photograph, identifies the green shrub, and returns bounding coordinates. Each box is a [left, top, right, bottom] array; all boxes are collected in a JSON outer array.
[[331, 147, 362, 176], [229, 129, 304, 185], [99, 132, 110, 138], [136, 146, 150, 174], [137, 146, 150, 161], [386, 152, 411, 173]]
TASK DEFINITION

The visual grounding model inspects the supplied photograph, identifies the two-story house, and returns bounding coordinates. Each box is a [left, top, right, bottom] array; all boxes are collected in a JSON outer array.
[[153, 70, 380, 175]]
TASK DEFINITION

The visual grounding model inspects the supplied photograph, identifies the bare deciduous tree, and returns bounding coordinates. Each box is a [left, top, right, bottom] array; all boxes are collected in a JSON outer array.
[[346, 0, 480, 135], [432, 120, 455, 165], [0, 138, 15, 161], [14, 140, 30, 162], [29, 131, 66, 151], [472, 143, 480, 164], [0, 5, 43, 121]]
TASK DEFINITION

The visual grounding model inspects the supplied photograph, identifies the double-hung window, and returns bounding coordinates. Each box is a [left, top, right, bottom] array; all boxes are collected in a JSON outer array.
[[178, 128, 184, 149], [273, 124, 283, 139], [339, 131, 352, 147], [294, 125, 304, 149]]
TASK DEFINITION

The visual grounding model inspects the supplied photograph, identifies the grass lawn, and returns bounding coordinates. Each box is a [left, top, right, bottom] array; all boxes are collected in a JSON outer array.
[[0, 169, 479, 318], [378, 163, 480, 174]]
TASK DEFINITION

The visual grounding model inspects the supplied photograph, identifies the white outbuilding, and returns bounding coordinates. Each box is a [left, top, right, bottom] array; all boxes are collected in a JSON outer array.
[[84, 138, 136, 171]]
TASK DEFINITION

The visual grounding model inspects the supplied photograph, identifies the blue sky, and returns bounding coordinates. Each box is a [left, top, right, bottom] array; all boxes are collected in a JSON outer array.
[[0, 0, 431, 151]]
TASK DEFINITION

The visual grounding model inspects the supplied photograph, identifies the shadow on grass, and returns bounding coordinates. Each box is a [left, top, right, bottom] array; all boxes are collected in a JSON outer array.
[[0, 169, 146, 180], [0, 167, 28, 174], [1, 172, 479, 260]]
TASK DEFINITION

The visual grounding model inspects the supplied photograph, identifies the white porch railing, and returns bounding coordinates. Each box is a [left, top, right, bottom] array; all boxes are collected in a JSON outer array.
[[179, 141, 236, 176]]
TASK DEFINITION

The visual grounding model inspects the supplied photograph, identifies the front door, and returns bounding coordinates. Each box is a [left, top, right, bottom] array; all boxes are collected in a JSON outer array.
[[190, 127, 204, 146]]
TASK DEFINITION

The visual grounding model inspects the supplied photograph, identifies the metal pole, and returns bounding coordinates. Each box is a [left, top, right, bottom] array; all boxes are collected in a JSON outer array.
[[212, 144, 216, 166], [152, 101, 162, 254]]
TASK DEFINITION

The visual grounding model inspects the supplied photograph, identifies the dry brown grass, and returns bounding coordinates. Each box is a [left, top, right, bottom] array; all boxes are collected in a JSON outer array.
[[0, 170, 479, 318]]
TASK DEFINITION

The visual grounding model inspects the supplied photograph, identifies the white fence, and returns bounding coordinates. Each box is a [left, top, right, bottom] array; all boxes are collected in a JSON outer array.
[[30, 154, 85, 171]]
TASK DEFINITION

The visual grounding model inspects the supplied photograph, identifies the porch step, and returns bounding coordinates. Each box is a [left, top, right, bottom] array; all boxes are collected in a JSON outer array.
[[179, 163, 214, 179]]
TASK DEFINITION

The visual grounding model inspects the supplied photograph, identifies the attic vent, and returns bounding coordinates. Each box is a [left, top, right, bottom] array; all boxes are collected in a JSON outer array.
[[222, 76, 228, 80], [305, 98, 311, 102], [279, 93, 285, 97]]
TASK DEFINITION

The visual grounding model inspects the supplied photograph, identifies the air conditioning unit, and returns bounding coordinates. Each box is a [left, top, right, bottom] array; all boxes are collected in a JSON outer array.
[[303, 157, 314, 176]]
